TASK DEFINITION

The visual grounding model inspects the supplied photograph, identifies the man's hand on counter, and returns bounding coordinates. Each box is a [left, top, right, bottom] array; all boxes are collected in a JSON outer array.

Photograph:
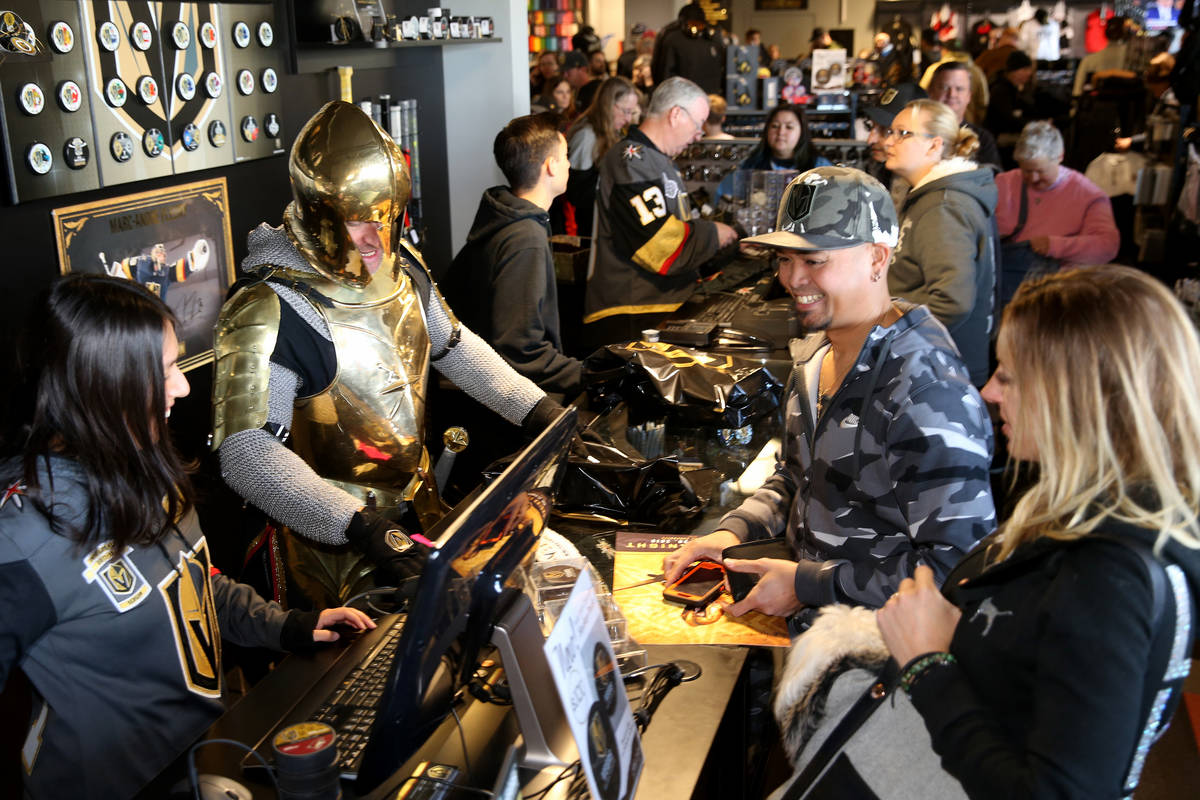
[[715, 221, 739, 248], [721, 557, 804, 618], [662, 529, 742, 584]]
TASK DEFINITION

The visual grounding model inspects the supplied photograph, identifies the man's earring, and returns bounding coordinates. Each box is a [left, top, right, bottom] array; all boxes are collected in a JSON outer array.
[[871, 272, 881, 282]]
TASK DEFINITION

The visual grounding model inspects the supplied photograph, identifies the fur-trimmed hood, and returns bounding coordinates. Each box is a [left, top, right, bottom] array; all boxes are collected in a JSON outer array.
[[912, 156, 979, 190], [773, 604, 890, 760], [904, 157, 997, 215]]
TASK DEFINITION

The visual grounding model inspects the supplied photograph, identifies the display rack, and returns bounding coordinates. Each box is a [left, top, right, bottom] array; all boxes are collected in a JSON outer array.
[[804, 91, 857, 140], [676, 138, 872, 206], [0, 1, 285, 204], [527, 0, 583, 54], [723, 110, 769, 138]]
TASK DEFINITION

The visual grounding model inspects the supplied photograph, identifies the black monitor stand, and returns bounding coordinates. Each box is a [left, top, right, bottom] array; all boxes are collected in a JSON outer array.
[[489, 590, 579, 770]]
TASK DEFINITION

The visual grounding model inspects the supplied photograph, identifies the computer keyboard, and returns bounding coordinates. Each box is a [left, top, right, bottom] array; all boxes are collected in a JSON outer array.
[[694, 294, 744, 324], [310, 620, 406, 777]]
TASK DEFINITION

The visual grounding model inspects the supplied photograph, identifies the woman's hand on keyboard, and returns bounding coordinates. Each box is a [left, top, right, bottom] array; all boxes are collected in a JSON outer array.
[[313, 606, 377, 642]]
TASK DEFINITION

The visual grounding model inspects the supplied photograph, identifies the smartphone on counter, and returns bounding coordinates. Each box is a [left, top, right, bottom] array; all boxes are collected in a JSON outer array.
[[662, 560, 726, 608]]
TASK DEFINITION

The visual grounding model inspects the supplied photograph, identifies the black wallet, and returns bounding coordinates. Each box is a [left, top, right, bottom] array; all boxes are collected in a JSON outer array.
[[721, 539, 795, 602]]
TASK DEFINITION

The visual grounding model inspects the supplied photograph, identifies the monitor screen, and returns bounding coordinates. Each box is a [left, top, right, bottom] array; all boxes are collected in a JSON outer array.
[[354, 408, 576, 793], [1143, 2, 1179, 31]]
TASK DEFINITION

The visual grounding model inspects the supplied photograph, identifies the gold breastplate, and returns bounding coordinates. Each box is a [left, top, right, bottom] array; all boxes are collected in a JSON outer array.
[[288, 268, 431, 507]]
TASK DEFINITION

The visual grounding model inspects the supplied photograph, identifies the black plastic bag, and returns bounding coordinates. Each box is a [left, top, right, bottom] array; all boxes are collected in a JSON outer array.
[[557, 445, 715, 527], [584, 341, 781, 428], [484, 424, 716, 529]]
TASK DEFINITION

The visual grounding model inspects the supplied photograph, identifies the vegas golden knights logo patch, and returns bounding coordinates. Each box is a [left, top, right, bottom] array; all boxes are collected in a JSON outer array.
[[158, 537, 222, 698], [82, 541, 151, 612]]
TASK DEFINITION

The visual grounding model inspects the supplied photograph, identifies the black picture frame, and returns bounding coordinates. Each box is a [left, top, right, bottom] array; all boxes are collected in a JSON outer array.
[[755, 0, 808, 9], [52, 177, 236, 372]]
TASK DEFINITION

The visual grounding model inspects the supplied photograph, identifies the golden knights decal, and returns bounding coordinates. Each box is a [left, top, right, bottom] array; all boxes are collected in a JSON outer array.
[[157, 537, 222, 698], [82, 541, 151, 612]]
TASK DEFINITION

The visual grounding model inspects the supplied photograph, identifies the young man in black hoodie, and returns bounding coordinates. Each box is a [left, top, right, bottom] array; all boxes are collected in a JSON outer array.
[[444, 112, 583, 397]]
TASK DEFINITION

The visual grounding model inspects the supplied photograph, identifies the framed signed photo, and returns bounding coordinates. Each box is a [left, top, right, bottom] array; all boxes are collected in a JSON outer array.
[[52, 177, 235, 371]]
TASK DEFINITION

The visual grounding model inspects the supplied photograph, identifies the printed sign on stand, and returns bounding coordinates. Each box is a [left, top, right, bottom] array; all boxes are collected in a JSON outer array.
[[811, 48, 847, 91], [544, 569, 642, 800]]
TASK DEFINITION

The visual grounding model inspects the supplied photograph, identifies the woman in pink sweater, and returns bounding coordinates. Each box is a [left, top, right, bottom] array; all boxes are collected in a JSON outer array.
[[996, 122, 1119, 304]]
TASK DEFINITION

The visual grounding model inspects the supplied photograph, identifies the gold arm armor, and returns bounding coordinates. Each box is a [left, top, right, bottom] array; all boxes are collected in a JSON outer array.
[[210, 282, 281, 451], [396, 238, 462, 358]]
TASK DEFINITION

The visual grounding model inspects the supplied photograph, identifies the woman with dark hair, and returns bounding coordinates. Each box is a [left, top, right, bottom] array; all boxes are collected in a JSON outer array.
[[743, 103, 829, 173], [0, 275, 372, 799], [715, 104, 831, 200], [877, 265, 1200, 798], [563, 75, 639, 236], [549, 77, 576, 125]]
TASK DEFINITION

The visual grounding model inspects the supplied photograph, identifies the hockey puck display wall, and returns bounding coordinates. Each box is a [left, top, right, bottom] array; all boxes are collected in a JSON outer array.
[[0, 1, 285, 203]]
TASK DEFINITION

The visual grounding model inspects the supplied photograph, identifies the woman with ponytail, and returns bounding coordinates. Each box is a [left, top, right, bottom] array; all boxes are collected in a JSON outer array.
[[884, 98, 998, 387]]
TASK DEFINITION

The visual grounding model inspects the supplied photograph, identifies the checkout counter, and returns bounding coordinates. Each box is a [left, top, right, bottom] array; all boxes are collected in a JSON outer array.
[[140, 363, 788, 800]]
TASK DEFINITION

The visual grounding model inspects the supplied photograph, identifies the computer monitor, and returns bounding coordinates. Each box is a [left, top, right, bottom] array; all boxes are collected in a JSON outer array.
[[354, 407, 576, 793], [1143, 2, 1178, 32]]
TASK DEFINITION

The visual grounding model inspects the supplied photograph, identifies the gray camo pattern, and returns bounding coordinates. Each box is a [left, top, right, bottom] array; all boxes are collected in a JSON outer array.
[[780, 167, 899, 246], [719, 302, 995, 616]]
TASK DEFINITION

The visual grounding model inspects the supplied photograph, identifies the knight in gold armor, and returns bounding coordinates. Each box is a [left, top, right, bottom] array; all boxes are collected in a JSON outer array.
[[210, 102, 564, 608]]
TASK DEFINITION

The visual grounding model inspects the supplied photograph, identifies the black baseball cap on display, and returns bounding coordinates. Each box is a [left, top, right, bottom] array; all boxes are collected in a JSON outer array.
[[862, 82, 927, 128], [562, 50, 589, 71], [742, 167, 900, 251]]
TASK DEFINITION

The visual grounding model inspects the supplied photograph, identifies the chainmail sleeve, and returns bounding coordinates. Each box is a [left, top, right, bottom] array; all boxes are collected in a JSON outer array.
[[424, 285, 546, 426], [218, 364, 360, 545]]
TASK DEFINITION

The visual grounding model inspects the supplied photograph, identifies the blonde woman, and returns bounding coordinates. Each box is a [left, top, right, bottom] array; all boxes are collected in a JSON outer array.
[[878, 266, 1200, 799], [884, 98, 997, 387], [703, 93, 734, 139]]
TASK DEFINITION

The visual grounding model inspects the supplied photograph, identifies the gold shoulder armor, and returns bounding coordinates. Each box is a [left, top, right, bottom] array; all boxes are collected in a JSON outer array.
[[398, 238, 460, 329], [210, 282, 282, 451]]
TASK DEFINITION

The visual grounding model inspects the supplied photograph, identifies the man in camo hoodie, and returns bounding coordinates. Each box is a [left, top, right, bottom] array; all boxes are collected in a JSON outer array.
[[664, 167, 995, 629]]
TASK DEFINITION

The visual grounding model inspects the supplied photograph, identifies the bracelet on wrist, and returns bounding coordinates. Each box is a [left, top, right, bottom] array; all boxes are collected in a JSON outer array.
[[898, 651, 957, 696]]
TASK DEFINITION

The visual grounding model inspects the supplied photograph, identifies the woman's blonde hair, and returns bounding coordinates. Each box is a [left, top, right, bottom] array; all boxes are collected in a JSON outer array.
[[907, 99, 980, 160], [994, 266, 1200, 561], [569, 75, 637, 163], [706, 93, 727, 122]]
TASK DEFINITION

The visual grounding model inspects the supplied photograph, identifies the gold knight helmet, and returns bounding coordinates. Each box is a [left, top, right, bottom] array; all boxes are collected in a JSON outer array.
[[283, 101, 411, 302]]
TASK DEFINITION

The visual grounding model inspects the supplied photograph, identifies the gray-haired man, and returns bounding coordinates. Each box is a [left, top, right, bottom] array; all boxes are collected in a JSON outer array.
[[664, 167, 995, 628], [582, 76, 738, 348]]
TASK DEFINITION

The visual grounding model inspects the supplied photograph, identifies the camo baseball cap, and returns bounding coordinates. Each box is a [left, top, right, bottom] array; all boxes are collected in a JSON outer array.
[[742, 166, 900, 251]]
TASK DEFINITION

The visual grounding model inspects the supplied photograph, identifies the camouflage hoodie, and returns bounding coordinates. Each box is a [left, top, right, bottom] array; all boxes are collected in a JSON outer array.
[[719, 301, 995, 621]]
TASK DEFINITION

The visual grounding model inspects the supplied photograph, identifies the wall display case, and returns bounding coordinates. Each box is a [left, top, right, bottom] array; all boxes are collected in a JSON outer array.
[[158, 3, 236, 175], [0, 1, 284, 204], [80, 0, 176, 186], [804, 90, 856, 139], [0, 1, 101, 201], [675, 137, 871, 204], [219, 3, 285, 163]]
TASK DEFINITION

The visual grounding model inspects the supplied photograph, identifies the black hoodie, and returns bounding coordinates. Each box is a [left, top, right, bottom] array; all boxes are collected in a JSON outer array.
[[444, 187, 582, 395]]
